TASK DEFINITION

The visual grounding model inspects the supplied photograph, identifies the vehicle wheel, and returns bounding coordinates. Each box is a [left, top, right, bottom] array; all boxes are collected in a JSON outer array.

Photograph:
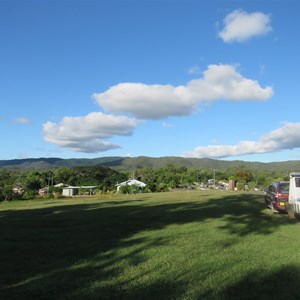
[[271, 203, 276, 214]]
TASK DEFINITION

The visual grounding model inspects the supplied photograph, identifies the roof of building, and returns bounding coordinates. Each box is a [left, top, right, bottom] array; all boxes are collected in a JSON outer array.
[[62, 185, 97, 189]]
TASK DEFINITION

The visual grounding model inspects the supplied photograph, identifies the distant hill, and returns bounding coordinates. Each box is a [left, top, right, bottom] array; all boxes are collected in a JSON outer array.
[[1, 156, 300, 172]]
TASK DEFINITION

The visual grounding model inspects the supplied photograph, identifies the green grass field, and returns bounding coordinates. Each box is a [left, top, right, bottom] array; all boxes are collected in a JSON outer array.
[[1, 190, 300, 299]]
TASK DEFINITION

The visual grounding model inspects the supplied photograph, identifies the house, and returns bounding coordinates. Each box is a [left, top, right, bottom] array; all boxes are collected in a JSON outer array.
[[116, 179, 146, 193], [62, 185, 97, 197], [38, 187, 49, 195]]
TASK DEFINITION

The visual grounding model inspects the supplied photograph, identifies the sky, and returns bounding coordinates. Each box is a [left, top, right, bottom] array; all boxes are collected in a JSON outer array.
[[1, 0, 300, 163]]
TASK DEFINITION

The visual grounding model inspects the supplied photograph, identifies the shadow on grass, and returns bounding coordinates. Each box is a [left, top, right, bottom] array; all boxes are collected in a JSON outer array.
[[0, 192, 298, 299], [221, 264, 300, 300]]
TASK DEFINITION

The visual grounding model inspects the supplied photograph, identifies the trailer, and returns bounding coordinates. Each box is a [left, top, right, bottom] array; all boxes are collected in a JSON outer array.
[[288, 172, 300, 214]]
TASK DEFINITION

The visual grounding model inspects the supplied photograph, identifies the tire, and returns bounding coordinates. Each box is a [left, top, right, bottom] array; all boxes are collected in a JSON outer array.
[[271, 202, 276, 214], [265, 200, 269, 208]]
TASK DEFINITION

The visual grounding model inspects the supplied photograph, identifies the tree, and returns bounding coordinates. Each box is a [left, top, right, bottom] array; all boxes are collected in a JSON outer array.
[[138, 168, 157, 184], [54, 167, 76, 185], [22, 189, 36, 200], [25, 171, 43, 191], [248, 181, 257, 191], [119, 185, 131, 194], [235, 171, 253, 183], [1, 185, 14, 201], [198, 170, 210, 184], [236, 180, 247, 191]]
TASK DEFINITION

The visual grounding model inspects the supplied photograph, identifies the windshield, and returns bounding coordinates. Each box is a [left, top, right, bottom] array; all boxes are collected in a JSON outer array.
[[279, 183, 289, 194]]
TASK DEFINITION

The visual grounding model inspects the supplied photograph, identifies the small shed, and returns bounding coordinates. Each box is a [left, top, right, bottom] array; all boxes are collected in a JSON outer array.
[[62, 186, 78, 197], [62, 185, 97, 197]]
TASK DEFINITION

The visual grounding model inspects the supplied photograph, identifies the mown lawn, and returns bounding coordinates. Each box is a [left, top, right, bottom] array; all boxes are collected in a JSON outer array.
[[0, 190, 299, 299]]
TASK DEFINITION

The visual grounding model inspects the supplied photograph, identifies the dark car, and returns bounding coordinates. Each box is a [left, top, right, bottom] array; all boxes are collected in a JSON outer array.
[[264, 181, 289, 213]]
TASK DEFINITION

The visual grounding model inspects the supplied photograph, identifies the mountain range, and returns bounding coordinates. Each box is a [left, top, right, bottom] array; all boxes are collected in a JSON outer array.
[[1, 156, 300, 172]]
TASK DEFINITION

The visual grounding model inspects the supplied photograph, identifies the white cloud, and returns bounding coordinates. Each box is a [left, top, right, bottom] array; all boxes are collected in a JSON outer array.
[[218, 9, 272, 43], [182, 122, 300, 158], [44, 64, 273, 154], [94, 82, 196, 120], [93, 64, 273, 120], [15, 117, 31, 124], [43, 112, 138, 153]]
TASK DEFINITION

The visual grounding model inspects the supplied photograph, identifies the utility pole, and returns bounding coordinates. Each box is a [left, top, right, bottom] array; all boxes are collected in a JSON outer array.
[[213, 169, 216, 189], [47, 171, 53, 194], [48, 172, 50, 194]]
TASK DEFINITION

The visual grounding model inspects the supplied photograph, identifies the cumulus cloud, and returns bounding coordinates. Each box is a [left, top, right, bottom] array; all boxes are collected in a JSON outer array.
[[44, 64, 273, 154], [93, 64, 273, 120], [94, 82, 196, 119], [15, 117, 31, 124], [182, 122, 300, 158], [43, 112, 138, 153], [218, 9, 272, 43]]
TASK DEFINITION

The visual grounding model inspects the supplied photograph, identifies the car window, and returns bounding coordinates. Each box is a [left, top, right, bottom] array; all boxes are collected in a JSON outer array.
[[279, 183, 289, 194], [269, 184, 275, 192]]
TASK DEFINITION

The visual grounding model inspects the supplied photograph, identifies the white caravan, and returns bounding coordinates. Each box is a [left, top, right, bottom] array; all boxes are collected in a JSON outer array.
[[288, 172, 300, 214]]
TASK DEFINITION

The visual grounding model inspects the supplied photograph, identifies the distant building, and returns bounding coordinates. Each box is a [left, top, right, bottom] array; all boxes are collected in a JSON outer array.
[[116, 179, 146, 193], [38, 187, 49, 195], [62, 186, 97, 197]]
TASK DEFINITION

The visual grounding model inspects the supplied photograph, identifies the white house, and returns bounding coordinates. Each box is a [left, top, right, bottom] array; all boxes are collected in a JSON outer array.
[[116, 179, 146, 193]]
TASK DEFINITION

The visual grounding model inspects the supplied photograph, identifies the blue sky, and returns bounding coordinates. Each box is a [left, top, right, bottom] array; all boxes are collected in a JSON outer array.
[[1, 0, 300, 162]]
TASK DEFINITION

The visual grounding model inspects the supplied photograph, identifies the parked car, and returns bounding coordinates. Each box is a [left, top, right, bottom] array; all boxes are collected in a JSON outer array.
[[264, 181, 289, 213]]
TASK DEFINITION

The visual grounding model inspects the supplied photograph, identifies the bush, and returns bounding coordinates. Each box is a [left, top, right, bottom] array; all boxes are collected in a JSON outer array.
[[22, 189, 36, 200], [119, 185, 131, 194]]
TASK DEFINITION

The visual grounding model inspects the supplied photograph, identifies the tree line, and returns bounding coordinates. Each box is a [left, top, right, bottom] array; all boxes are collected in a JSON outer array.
[[0, 163, 291, 201]]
